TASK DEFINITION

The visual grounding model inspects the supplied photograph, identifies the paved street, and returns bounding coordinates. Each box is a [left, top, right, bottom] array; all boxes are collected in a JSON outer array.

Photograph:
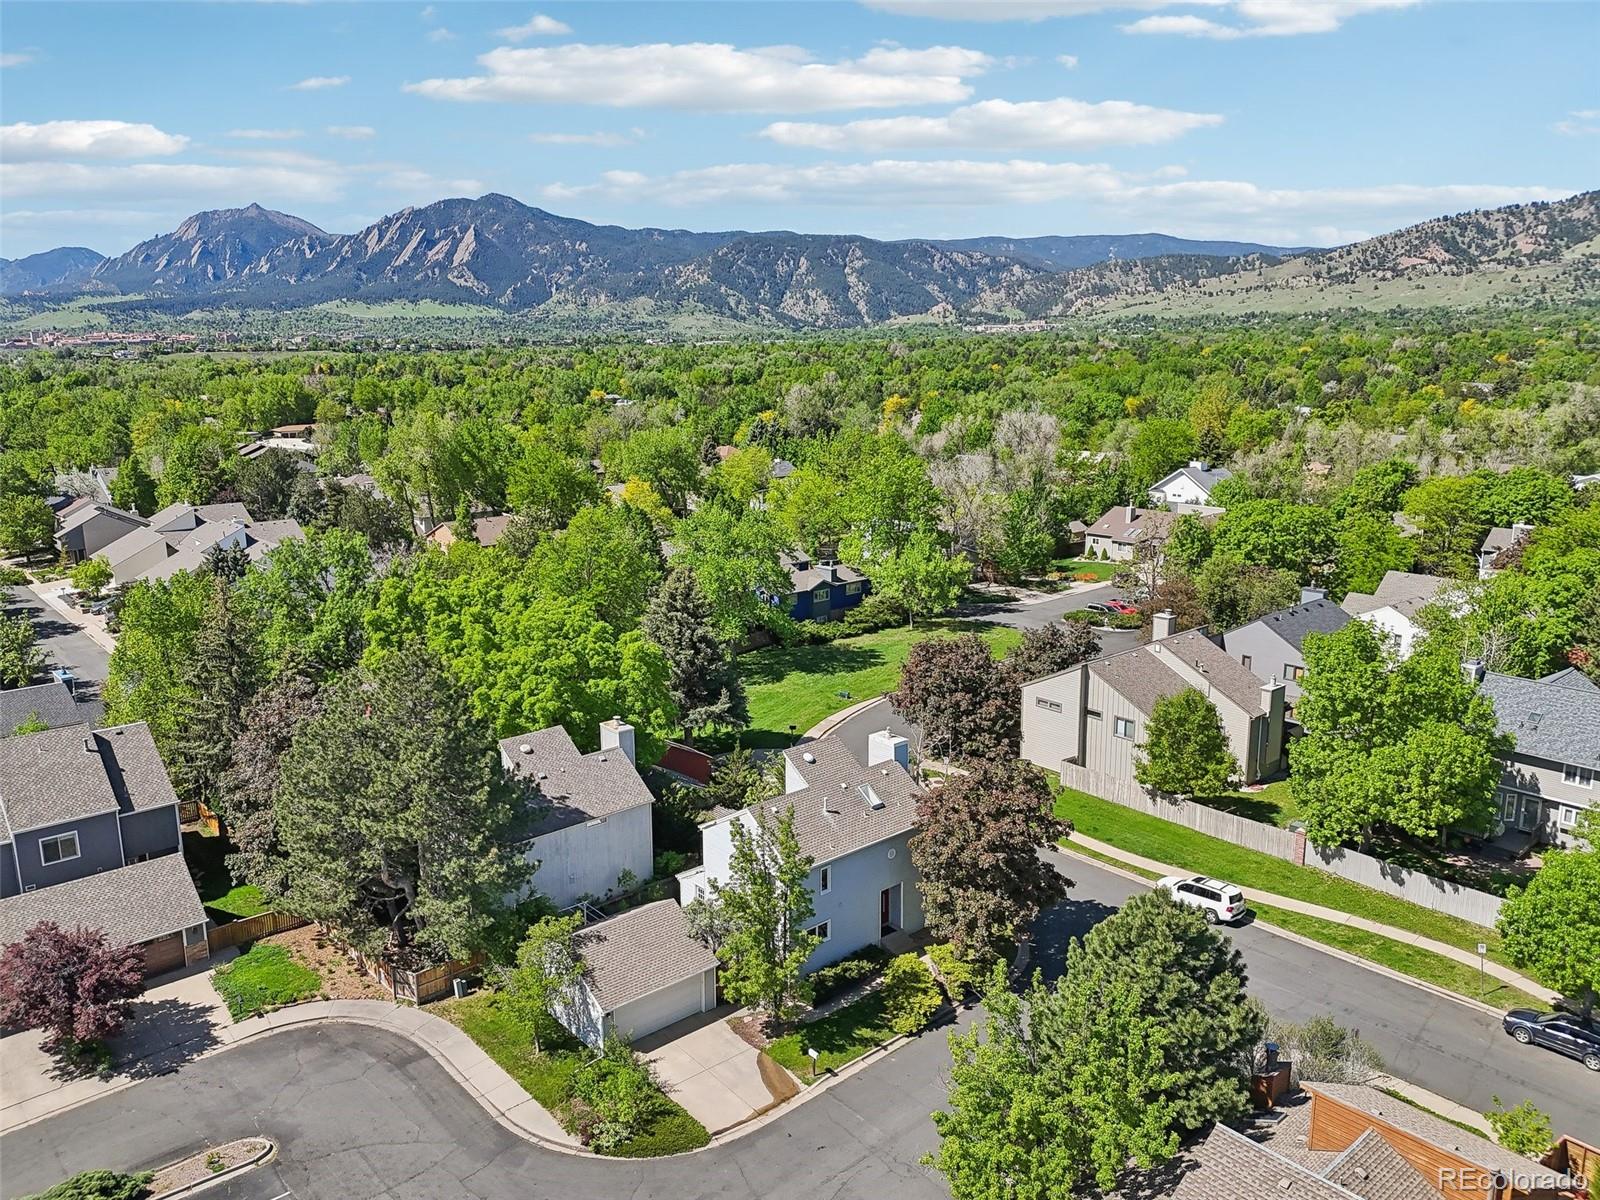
[[4, 854, 1593, 1200], [3, 584, 109, 721], [960, 581, 1141, 653]]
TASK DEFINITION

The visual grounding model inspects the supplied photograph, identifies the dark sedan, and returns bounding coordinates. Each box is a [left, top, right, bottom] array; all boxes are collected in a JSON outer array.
[[1503, 1008, 1600, 1071]]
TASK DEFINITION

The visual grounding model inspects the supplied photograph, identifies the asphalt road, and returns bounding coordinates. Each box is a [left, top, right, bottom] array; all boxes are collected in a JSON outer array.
[[961, 581, 1142, 652], [5, 855, 1593, 1200], [3, 584, 108, 720]]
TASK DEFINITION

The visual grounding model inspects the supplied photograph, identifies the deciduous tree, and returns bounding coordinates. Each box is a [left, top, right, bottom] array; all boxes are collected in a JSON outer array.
[[1135, 688, 1239, 799], [504, 913, 587, 1054], [713, 807, 819, 1025], [0, 494, 54, 558], [0, 613, 42, 688], [892, 633, 1018, 763], [1002, 622, 1101, 685], [1498, 845, 1600, 1020], [0, 923, 145, 1052], [860, 530, 970, 628], [69, 557, 113, 601]]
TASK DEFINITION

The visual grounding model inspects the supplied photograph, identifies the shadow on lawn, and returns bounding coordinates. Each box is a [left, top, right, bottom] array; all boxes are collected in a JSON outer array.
[[1197, 792, 1286, 825], [736, 639, 886, 687]]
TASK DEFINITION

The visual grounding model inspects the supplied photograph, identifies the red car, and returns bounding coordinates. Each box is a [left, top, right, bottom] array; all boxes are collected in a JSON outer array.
[[1103, 599, 1139, 615]]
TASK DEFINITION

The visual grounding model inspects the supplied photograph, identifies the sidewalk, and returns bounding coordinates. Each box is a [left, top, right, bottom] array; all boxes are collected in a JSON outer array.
[[29, 579, 118, 654], [1059, 833, 1557, 1003]]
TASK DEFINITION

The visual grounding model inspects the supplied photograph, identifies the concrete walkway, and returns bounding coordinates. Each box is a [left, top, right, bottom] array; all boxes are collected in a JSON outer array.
[[29, 579, 118, 654], [1061, 832, 1557, 1003]]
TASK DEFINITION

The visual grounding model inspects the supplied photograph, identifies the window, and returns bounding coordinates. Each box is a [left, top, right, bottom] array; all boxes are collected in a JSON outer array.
[[1559, 806, 1580, 828], [1113, 716, 1135, 739], [39, 832, 80, 866], [811, 585, 830, 603], [1500, 792, 1519, 822], [1240, 655, 1252, 671], [1563, 764, 1595, 788], [1034, 697, 1063, 713], [1283, 664, 1305, 683], [1086, 708, 1102, 720], [819, 865, 832, 894], [845, 581, 863, 595], [807, 921, 831, 943]]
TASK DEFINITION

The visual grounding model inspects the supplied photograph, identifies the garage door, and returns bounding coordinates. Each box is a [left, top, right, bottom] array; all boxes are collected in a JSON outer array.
[[610, 973, 708, 1043], [141, 932, 185, 976]]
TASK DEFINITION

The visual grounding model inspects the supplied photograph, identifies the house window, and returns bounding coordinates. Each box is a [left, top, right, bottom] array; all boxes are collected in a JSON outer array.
[[1563, 764, 1595, 788], [40, 832, 80, 866], [1113, 716, 1135, 740], [1034, 697, 1063, 713], [811, 586, 830, 602], [819, 865, 832, 894], [1086, 708, 1102, 720], [1559, 806, 1580, 828], [1240, 655, 1252, 671], [807, 921, 831, 943], [1499, 791, 1519, 822], [1283, 664, 1305, 683], [845, 581, 863, 595]]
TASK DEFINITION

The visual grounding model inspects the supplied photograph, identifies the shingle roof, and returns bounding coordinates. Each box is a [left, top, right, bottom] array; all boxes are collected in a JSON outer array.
[[499, 726, 654, 838], [1153, 462, 1233, 495], [1478, 526, 1521, 556], [1245, 598, 1352, 653], [1172, 1124, 1360, 1200], [741, 735, 919, 864], [783, 552, 867, 593], [1321, 1130, 1439, 1200], [1088, 629, 1270, 719], [1085, 505, 1183, 544], [1307, 1083, 1532, 1181], [1341, 572, 1454, 620], [1481, 670, 1600, 771], [57, 502, 144, 536], [1541, 666, 1600, 695], [0, 854, 206, 950], [1089, 647, 1191, 716], [0, 721, 175, 835], [578, 900, 717, 1012], [1, 681, 85, 737]]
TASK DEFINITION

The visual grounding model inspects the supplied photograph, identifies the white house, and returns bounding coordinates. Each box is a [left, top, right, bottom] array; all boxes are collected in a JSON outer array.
[[1148, 461, 1234, 510], [499, 719, 654, 910], [1338, 570, 1457, 659], [677, 732, 924, 973]]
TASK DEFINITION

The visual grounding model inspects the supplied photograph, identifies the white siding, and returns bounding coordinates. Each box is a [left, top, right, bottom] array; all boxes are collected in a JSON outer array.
[[518, 803, 653, 909]]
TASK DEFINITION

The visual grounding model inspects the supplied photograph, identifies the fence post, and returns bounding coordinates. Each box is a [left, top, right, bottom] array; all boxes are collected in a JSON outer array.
[[1292, 828, 1306, 866]]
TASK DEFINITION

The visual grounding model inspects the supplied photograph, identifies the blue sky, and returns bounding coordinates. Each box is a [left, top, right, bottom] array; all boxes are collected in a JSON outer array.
[[2, 0, 1596, 258]]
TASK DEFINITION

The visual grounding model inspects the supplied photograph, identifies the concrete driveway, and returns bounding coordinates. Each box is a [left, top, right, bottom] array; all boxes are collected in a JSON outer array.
[[633, 1010, 790, 1134]]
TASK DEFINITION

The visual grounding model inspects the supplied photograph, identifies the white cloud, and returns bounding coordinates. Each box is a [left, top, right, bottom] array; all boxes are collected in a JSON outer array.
[[1, 52, 34, 68], [427, 27, 457, 42], [419, 4, 436, 19], [405, 41, 993, 111], [529, 129, 644, 146], [762, 96, 1221, 151], [326, 124, 377, 139], [1124, 0, 1417, 38], [863, 0, 1214, 19], [0, 161, 348, 204], [1, 120, 190, 162], [1555, 109, 1600, 136], [1057, 53, 1079, 67], [289, 75, 350, 90], [228, 128, 304, 140], [495, 13, 573, 40]]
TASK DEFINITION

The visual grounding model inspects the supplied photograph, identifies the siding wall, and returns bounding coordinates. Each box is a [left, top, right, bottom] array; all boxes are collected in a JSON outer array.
[[13, 812, 123, 891], [1498, 753, 1597, 846], [1220, 624, 1308, 704], [118, 806, 181, 861], [518, 803, 654, 910]]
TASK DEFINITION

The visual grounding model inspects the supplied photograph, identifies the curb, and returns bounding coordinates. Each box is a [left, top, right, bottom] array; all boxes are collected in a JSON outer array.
[[1051, 843, 1508, 1019], [805, 695, 893, 741], [152, 1138, 276, 1199]]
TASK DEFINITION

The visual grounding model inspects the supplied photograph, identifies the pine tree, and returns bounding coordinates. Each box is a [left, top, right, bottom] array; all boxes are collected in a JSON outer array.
[[641, 566, 748, 743], [169, 579, 260, 814]]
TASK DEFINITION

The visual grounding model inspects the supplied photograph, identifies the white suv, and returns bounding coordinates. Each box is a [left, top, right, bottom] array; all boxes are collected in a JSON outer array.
[[1156, 875, 1247, 924]]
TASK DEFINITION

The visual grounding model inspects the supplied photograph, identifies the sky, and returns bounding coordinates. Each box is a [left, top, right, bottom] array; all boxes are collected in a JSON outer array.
[[1, 0, 1597, 259]]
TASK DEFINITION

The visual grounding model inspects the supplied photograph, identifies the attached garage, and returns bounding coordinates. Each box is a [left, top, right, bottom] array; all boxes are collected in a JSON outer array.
[[555, 900, 719, 1048], [140, 931, 186, 976]]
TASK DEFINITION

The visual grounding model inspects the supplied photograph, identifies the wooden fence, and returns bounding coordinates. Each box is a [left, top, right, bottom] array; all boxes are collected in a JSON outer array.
[[206, 910, 310, 952], [1060, 763, 1504, 928], [352, 949, 485, 1004]]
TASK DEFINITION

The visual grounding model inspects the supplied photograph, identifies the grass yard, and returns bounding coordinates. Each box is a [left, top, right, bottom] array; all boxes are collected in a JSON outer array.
[[211, 943, 322, 1020], [1207, 779, 1302, 828], [437, 991, 709, 1157], [1049, 558, 1118, 581], [183, 831, 272, 921], [765, 991, 898, 1081], [737, 619, 1021, 747], [1055, 787, 1510, 964]]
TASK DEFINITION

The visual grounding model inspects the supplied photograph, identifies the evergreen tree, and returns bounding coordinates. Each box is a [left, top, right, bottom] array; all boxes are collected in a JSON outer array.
[[169, 579, 261, 814], [640, 567, 748, 743]]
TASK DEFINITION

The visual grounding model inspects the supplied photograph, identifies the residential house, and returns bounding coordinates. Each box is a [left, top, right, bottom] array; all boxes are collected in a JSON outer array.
[[0, 721, 208, 976], [1147, 460, 1234, 509], [238, 423, 320, 460], [778, 551, 869, 623], [1083, 504, 1220, 563], [1476, 524, 1533, 578], [427, 514, 514, 549], [1339, 570, 1456, 659], [1476, 663, 1600, 845], [53, 500, 147, 564], [498, 719, 654, 910], [1021, 616, 1287, 785], [1, 679, 92, 736], [138, 518, 304, 584], [95, 503, 303, 586], [1221, 590, 1351, 710], [553, 899, 718, 1048], [677, 731, 923, 973]]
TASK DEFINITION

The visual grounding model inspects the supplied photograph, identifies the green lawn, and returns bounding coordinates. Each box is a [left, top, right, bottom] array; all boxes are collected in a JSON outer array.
[[1207, 779, 1302, 828], [736, 619, 1022, 747], [211, 943, 322, 1020], [437, 992, 709, 1156], [1050, 558, 1118, 581], [766, 991, 898, 1081], [183, 832, 271, 920], [1055, 787, 1509, 964]]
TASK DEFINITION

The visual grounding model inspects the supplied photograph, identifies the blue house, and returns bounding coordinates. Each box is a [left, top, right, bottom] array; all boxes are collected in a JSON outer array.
[[780, 552, 870, 623]]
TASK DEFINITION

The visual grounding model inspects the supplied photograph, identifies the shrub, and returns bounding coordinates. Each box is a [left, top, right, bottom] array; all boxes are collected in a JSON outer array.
[[211, 942, 321, 1020], [1485, 1096, 1554, 1156], [809, 946, 891, 1004], [0, 566, 28, 587], [838, 593, 906, 635], [881, 953, 942, 1036], [1073, 571, 1099, 582], [1062, 609, 1097, 625], [566, 1036, 665, 1152], [603, 1108, 711, 1157], [21, 1170, 153, 1200], [928, 943, 980, 1003]]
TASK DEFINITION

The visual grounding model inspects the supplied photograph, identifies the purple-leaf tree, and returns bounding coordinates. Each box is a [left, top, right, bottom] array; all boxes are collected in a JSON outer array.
[[0, 922, 145, 1051]]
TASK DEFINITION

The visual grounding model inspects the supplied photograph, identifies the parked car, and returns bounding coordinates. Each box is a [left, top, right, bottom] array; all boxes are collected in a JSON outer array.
[[1503, 1009, 1600, 1071], [1085, 602, 1114, 613], [1104, 599, 1139, 615], [1156, 875, 1247, 924]]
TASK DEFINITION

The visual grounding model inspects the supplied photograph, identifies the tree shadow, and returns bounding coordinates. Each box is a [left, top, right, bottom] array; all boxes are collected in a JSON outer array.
[[737, 640, 884, 687], [1028, 894, 1121, 986], [1198, 792, 1283, 825], [107, 997, 224, 1080]]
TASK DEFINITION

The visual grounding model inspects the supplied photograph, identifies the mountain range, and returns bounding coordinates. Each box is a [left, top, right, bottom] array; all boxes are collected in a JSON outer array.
[[3, 189, 1596, 329]]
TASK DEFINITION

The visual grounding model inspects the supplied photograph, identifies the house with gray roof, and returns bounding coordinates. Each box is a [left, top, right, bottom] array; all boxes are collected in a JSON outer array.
[[1148, 460, 1234, 510], [1475, 664, 1600, 845], [1084, 504, 1221, 563], [1, 680, 90, 737], [1022, 615, 1287, 786], [552, 899, 719, 1048], [1221, 590, 1352, 710], [498, 719, 654, 909], [1339, 570, 1457, 659], [53, 500, 148, 564], [0, 720, 208, 976], [778, 551, 870, 623], [678, 731, 923, 974], [1476, 523, 1533, 578], [95, 502, 302, 585]]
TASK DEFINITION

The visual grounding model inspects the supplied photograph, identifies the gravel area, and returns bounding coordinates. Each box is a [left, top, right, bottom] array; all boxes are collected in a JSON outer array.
[[149, 1137, 271, 1195], [261, 924, 391, 1002]]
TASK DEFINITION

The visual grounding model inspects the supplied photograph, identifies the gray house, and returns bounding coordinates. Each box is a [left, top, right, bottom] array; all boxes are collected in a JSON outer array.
[[1477, 664, 1599, 845], [1021, 618, 1287, 786], [678, 731, 923, 973], [1, 680, 89, 736], [0, 721, 208, 976], [498, 719, 654, 910], [1220, 591, 1351, 711], [1339, 570, 1454, 660], [96, 502, 301, 586], [53, 500, 147, 564]]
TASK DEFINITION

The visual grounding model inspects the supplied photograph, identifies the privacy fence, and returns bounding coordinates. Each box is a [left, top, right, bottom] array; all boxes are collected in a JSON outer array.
[[206, 910, 310, 952], [1058, 764, 1504, 929]]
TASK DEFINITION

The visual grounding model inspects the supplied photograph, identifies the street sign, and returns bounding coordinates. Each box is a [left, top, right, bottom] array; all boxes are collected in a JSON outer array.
[[1477, 942, 1487, 957]]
